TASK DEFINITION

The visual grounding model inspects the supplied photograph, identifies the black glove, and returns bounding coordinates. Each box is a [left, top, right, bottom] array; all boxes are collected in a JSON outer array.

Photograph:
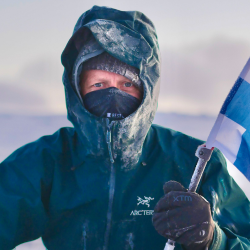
[[152, 181, 214, 250]]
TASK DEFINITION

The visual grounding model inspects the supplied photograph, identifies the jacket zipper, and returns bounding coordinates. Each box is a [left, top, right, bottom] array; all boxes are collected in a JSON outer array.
[[104, 119, 116, 250], [106, 120, 115, 163]]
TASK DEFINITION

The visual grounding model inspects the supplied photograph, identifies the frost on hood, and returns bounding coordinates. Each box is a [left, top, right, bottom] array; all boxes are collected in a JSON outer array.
[[61, 6, 160, 170], [71, 35, 104, 102], [89, 19, 152, 67]]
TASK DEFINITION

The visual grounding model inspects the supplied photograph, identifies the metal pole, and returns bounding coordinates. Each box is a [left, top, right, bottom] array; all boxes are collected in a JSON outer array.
[[164, 145, 213, 250]]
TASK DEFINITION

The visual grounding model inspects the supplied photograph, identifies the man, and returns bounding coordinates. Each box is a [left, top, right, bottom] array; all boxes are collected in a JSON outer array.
[[0, 5, 250, 250]]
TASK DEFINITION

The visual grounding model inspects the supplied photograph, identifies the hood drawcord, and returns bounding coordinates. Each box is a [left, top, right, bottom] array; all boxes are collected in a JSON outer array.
[[106, 119, 115, 163]]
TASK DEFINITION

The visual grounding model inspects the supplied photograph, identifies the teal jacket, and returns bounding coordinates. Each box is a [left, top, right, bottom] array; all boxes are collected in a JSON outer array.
[[1, 6, 250, 250]]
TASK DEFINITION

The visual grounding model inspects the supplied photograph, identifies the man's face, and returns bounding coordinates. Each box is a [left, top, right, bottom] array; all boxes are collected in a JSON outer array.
[[80, 70, 142, 100]]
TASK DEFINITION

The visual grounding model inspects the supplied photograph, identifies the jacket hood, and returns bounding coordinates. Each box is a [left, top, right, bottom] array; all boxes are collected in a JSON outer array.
[[61, 6, 160, 170]]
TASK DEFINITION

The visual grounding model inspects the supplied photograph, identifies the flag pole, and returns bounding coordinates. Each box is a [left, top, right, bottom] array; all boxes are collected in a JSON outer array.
[[163, 145, 214, 250]]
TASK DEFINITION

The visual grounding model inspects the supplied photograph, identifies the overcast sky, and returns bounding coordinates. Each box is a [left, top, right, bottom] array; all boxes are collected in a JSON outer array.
[[1, 0, 250, 115]]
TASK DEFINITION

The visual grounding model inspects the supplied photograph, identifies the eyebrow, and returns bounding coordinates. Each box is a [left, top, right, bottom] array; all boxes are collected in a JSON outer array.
[[87, 77, 132, 83]]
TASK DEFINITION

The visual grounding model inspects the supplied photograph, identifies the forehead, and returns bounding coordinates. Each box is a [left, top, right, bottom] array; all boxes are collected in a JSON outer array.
[[81, 70, 130, 82]]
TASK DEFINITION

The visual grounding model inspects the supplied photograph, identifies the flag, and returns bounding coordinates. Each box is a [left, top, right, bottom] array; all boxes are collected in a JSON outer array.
[[206, 58, 250, 181]]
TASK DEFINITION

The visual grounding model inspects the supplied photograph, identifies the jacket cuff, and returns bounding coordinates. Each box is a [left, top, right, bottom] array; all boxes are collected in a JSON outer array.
[[209, 223, 227, 250]]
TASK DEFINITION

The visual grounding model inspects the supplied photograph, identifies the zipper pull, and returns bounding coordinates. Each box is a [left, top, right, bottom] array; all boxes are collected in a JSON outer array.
[[106, 129, 111, 144], [106, 119, 115, 163]]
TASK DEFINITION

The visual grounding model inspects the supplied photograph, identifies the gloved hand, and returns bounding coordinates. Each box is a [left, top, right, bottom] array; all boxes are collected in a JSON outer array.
[[152, 181, 214, 250]]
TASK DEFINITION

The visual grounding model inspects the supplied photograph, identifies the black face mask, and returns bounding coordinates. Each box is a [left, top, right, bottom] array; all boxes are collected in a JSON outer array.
[[83, 87, 141, 120]]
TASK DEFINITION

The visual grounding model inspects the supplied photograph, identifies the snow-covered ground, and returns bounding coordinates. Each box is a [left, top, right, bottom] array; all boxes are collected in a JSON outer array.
[[1, 113, 249, 249]]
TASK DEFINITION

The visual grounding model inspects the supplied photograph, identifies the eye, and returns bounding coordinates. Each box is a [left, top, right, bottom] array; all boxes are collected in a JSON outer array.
[[94, 83, 103, 87], [124, 82, 133, 87]]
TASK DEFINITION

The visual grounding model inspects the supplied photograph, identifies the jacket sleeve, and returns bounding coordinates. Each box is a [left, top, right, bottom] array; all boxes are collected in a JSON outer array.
[[200, 149, 250, 250], [0, 139, 54, 250]]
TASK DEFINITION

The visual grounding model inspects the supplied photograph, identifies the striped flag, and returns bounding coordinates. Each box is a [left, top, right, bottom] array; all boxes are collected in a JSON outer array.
[[206, 58, 250, 181]]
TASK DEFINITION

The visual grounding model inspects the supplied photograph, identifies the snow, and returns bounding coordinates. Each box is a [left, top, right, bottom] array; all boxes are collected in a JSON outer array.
[[0, 113, 249, 249]]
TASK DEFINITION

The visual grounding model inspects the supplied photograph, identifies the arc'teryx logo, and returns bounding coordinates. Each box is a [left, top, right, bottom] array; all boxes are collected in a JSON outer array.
[[130, 196, 155, 216], [137, 196, 154, 207]]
